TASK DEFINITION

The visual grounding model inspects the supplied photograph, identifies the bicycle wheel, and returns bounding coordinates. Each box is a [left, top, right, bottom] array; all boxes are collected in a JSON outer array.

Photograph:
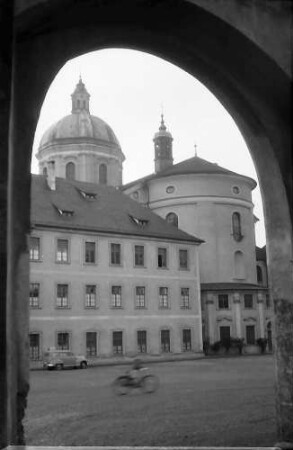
[[112, 376, 131, 395], [142, 375, 159, 393]]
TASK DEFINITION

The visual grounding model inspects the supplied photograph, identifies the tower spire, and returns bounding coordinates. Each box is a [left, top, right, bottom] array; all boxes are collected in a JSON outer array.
[[153, 113, 173, 173]]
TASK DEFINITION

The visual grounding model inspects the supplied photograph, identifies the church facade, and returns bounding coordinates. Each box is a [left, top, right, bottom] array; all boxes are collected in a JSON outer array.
[[29, 79, 272, 361], [122, 115, 273, 350]]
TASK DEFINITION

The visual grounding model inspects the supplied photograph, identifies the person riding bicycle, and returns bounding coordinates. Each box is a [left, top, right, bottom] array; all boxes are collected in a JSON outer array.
[[128, 358, 145, 384]]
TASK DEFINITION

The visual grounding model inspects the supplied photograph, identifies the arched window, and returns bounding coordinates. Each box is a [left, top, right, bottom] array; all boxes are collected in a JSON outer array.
[[66, 162, 75, 180], [232, 212, 242, 242], [99, 164, 107, 185], [234, 251, 245, 279], [166, 212, 178, 228], [257, 265, 263, 284]]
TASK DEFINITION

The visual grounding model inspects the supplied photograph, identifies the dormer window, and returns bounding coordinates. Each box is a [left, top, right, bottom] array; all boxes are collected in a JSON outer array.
[[129, 214, 149, 227], [78, 189, 97, 200], [54, 205, 74, 217]]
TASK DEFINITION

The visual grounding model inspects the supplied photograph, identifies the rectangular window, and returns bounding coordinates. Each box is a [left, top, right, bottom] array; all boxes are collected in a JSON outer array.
[[182, 329, 192, 351], [56, 239, 69, 263], [181, 287, 190, 309], [159, 287, 169, 309], [29, 333, 40, 360], [161, 329, 170, 352], [57, 332, 69, 350], [134, 245, 144, 267], [179, 249, 188, 270], [56, 284, 68, 308], [85, 241, 96, 264], [246, 325, 255, 345], [30, 237, 40, 261], [135, 286, 146, 308], [85, 285, 96, 308], [29, 283, 40, 308], [110, 243, 121, 265], [137, 330, 147, 353], [158, 247, 167, 268], [218, 294, 229, 309], [220, 326, 231, 342], [113, 331, 123, 354], [86, 332, 97, 357], [111, 286, 122, 308], [244, 294, 253, 309]]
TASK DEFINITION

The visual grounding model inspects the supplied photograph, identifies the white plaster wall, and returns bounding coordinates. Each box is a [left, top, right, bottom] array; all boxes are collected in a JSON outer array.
[[30, 229, 202, 356], [144, 173, 257, 284]]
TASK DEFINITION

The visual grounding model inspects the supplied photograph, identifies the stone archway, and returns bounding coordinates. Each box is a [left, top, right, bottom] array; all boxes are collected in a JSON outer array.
[[1, 0, 292, 446]]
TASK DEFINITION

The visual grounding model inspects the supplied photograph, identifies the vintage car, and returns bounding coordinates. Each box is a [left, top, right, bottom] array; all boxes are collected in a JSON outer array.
[[43, 350, 88, 370]]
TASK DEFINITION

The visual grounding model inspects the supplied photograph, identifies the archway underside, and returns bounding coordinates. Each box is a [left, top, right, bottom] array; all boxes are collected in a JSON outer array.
[[3, 0, 292, 445]]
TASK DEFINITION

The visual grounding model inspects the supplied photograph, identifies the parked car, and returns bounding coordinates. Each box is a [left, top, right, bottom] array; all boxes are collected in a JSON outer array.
[[43, 350, 88, 370]]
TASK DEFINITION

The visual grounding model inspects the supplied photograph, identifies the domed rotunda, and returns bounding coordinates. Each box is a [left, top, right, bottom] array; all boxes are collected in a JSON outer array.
[[37, 78, 125, 186]]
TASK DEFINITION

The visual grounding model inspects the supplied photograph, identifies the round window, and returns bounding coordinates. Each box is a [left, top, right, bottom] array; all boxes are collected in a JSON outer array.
[[132, 191, 139, 199], [166, 186, 175, 194], [232, 186, 240, 194]]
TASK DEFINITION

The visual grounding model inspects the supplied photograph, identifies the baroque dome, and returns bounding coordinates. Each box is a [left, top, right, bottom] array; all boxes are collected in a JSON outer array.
[[39, 111, 121, 150], [36, 78, 125, 187]]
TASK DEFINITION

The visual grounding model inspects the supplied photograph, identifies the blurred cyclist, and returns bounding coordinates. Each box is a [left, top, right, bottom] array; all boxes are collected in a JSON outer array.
[[128, 358, 145, 384]]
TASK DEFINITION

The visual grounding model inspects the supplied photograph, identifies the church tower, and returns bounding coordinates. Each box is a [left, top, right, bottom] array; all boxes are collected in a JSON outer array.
[[153, 114, 173, 173]]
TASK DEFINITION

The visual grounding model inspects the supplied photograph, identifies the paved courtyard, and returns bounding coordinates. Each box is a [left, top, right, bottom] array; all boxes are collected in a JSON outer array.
[[24, 355, 276, 447]]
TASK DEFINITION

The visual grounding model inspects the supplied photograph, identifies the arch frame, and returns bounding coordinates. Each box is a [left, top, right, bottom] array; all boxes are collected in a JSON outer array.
[[1, 0, 292, 446]]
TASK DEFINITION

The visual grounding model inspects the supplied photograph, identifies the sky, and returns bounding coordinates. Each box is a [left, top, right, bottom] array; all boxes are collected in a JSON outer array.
[[31, 48, 266, 247]]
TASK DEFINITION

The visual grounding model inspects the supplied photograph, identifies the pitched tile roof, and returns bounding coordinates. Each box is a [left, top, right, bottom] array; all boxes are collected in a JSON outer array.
[[122, 156, 257, 189], [31, 175, 203, 244]]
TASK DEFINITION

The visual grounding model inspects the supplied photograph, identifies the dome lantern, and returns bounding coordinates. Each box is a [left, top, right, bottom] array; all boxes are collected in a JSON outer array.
[[71, 76, 90, 113]]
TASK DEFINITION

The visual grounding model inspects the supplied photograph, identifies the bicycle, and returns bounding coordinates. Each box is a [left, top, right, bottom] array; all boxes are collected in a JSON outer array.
[[112, 367, 159, 395]]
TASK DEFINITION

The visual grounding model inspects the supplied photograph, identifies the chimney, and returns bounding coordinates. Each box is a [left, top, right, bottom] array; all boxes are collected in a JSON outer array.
[[46, 161, 56, 190]]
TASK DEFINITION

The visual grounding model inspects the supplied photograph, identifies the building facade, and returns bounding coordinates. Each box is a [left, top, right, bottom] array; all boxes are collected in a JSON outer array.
[[29, 175, 203, 359]]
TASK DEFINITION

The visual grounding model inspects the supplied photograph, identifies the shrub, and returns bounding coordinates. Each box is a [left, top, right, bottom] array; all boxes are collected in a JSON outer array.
[[256, 338, 268, 354], [210, 341, 221, 352], [230, 337, 244, 354]]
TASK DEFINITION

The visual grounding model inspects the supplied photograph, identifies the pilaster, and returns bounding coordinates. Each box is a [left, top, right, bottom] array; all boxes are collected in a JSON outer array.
[[206, 293, 215, 344], [257, 292, 265, 338], [233, 292, 242, 338]]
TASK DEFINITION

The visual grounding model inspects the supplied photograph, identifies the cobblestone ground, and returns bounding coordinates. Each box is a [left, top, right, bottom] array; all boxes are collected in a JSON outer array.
[[24, 355, 276, 447]]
